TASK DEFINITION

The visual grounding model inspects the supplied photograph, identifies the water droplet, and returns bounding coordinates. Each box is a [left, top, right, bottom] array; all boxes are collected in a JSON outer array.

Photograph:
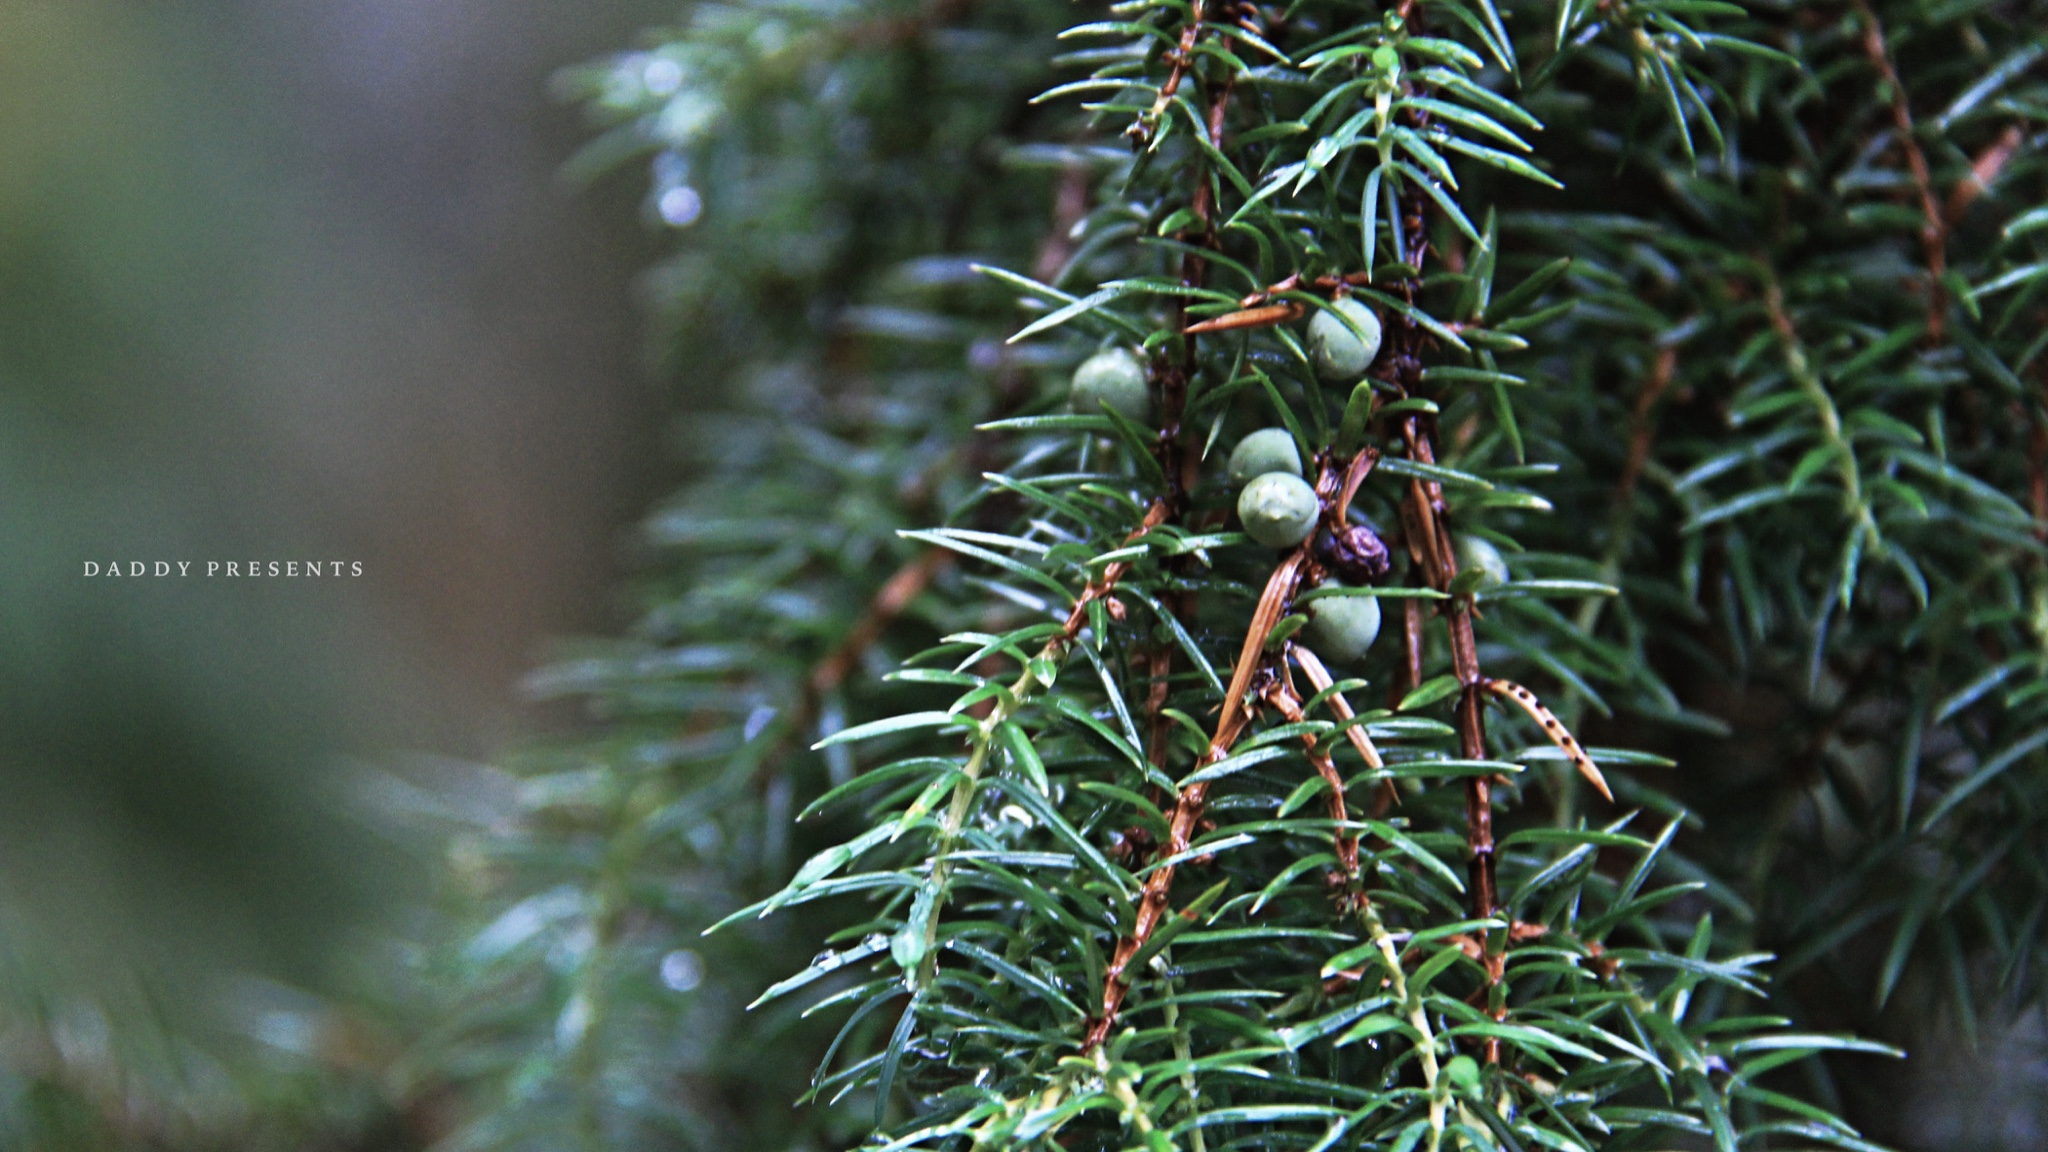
[[660, 949, 705, 993], [687, 820, 721, 858], [656, 91, 720, 146], [750, 20, 790, 57], [555, 992, 593, 1051], [643, 58, 684, 97], [659, 186, 703, 228]]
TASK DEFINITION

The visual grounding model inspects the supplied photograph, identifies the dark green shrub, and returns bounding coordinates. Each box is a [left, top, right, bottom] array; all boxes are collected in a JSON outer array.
[[440, 2, 2048, 1149]]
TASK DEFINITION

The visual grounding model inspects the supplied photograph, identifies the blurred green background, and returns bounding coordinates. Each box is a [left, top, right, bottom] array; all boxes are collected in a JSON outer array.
[[0, 0, 678, 1144]]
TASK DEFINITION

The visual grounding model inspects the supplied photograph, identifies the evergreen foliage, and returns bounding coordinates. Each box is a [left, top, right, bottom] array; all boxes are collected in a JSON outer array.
[[438, 1, 2048, 1149]]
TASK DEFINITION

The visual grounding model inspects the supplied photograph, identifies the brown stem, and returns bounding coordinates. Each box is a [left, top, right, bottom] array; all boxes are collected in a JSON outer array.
[[1130, 0, 1207, 146], [811, 549, 952, 696], [907, 501, 1172, 997], [1266, 677, 1360, 881], [1616, 344, 1678, 502], [1137, 67, 1235, 760], [1578, 343, 1678, 636], [1335, 444, 1380, 522], [1853, 0, 1946, 343], [1062, 502, 1173, 639], [1088, 534, 1315, 1052], [844, 0, 972, 45], [1085, 15, 1248, 1055], [1239, 270, 1376, 308], [1160, 66, 1240, 498], [1085, 711, 1250, 1052], [763, 161, 1098, 781], [1293, 645, 1397, 816], [1446, 604, 1498, 932], [1144, 646, 1176, 772], [1383, 165, 1505, 1058], [1943, 123, 2024, 228], [1032, 164, 1093, 286]]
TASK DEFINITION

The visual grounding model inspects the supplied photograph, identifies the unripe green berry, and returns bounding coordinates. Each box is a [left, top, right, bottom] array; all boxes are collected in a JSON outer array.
[[1304, 589, 1382, 664], [1444, 1054, 1482, 1095], [1237, 472, 1320, 549], [1068, 348, 1151, 423], [1307, 298, 1383, 384], [1455, 535, 1510, 587], [1226, 428, 1302, 487]]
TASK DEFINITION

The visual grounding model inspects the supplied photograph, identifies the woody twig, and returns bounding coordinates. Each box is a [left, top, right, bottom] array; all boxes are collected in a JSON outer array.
[[1379, 164, 1512, 1059], [1266, 674, 1361, 884], [1292, 644, 1397, 816], [1578, 342, 1678, 636], [1084, 546, 1302, 1052], [1082, 12, 1251, 1053], [1854, 0, 1947, 342]]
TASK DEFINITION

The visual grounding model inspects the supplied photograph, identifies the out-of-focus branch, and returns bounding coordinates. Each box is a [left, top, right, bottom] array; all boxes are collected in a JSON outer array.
[[1854, 0, 1947, 342]]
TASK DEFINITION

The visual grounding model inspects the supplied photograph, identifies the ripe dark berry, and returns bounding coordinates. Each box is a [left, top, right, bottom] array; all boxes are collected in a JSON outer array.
[[1315, 523, 1391, 584]]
